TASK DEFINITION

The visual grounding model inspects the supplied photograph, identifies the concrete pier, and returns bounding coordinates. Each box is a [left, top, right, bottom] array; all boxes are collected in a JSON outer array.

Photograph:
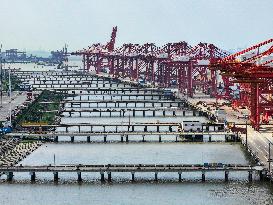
[[178, 172, 182, 182], [77, 172, 82, 182], [53, 172, 58, 182], [30, 172, 36, 182], [100, 172, 105, 182], [155, 172, 158, 181], [107, 172, 112, 182], [131, 172, 135, 182], [7, 172, 13, 181], [225, 171, 229, 182], [202, 171, 205, 182]]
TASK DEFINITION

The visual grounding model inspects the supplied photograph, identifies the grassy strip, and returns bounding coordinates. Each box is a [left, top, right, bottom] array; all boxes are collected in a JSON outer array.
[[14, 90, 65, 126]]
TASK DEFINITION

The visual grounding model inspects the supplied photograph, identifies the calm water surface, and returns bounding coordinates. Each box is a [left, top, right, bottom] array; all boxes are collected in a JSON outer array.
[[0, 63, 272, 205]]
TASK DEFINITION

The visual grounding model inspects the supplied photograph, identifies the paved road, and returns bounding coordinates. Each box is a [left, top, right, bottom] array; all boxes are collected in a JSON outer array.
[[0, 91, 28, 122], [185, 95, 273, 178]]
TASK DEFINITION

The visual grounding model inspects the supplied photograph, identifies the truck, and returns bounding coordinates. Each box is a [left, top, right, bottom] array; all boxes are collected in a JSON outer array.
[[215, 109, 226, 123], [0, 127, 12, 135]]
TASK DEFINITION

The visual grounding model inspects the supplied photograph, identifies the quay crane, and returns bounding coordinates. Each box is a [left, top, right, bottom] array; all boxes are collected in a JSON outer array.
[[71, 27, 273, 130]]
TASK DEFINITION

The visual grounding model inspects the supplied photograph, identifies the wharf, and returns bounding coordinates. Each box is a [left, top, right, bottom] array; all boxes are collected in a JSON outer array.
[[0, 164, 265, 183]]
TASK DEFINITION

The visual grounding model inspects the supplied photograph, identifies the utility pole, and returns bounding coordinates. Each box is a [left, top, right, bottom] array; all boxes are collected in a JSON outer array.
[[8, 68, 12, 125], [269, 142, 271, 173], [245, 120, 248, 148]]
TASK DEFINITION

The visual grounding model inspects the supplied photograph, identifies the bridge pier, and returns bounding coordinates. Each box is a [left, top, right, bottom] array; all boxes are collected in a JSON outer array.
[[142, 135, 145, 142], [126, 135, 129, 142], [100, 172, 105, 182], [209, 135, 212, 142], [53, 172, 58, 182], [107, 172, 112, 182], [155, 172, 158, 182], [104, 135, 107, 143], [87, 136, 90, 143], [7, 172, 13, 181], [131, 172, 135, 182], [202, 171, 205, 182], [178, 172, 182, 182], [225, 171, 229, 182], [259, 171, 265, 181], [77, 172, 82, 182], [54, 136, 58, 143], [163, 110, 166, 116], [30, 172, 36, 182], [248, 171, 253, 182], [121, 135, 124, 142], [71, 136, 74, 143], [159, 135, 162, 142]]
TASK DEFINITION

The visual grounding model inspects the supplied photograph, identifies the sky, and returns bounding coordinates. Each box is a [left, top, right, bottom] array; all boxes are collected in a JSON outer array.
[[0, 0, 272, 52]]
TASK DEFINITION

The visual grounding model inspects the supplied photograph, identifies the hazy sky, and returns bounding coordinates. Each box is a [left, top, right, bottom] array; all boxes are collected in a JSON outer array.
[[0, 0, 272, 52]]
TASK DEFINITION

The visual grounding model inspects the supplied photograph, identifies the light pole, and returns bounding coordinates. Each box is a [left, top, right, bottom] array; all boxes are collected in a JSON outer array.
[[8, 67, 12, 125], [245, 120, 248, 148], [269, 142, 271, 173]]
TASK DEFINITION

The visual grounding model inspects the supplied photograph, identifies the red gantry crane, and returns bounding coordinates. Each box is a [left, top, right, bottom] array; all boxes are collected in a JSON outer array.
[[210, 39, 273, 130]]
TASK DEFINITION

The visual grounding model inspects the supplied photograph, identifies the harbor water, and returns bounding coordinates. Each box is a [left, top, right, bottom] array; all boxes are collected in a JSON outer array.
[[0, 63, 273, 205]]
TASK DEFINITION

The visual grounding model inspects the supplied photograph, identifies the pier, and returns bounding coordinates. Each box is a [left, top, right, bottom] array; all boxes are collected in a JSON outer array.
[[1, 164, 265, 183]]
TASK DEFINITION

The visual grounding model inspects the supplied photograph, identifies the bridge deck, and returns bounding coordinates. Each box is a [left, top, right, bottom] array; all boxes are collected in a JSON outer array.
[[0, 164, 259, 173]]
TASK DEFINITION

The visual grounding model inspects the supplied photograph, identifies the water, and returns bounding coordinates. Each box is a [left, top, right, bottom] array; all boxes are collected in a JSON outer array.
[[1, 63, 273, 204]]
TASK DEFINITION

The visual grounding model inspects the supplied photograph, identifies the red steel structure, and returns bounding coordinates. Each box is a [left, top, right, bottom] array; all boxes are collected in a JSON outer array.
[[72, 27, 273, 130], [211, 39, 273, 130], [72, 27, 228, 94]]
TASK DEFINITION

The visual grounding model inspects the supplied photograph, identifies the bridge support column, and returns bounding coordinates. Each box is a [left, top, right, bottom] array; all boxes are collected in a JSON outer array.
[[163, 110, 165, 117], [202, 171, 205, 182], [87, 136, 90, 143], [193, 111, 196, 116], [159, 135, 162, 142], [183, 111, 185, 116], [121, 135, 124, 143], [209, 135, 212, 142], [71, 136, 74, 143], [225, 171, 229, 182], [131, 172, 135, 182], [173, 111, 176, 116], [155, 172, 158, 182], [248, 171, 253, 182], [259, 171, 265, 181], [53, 172, 58, 182], [7, 172, 13, 181], [100, 172, 105, 182], [77, 172, 82, 182], [30, 172, 36, 182], [142, 135, 145, 142], [153, 111, 155, 117], [133, 110, 135, 117], [178, 172, 182, 182], [126, 135, 129, 142], [54, 136, 58, 143], [104, 135, 107, 143], [107, 172, 111, 182], [143, 110, 145, 117]]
